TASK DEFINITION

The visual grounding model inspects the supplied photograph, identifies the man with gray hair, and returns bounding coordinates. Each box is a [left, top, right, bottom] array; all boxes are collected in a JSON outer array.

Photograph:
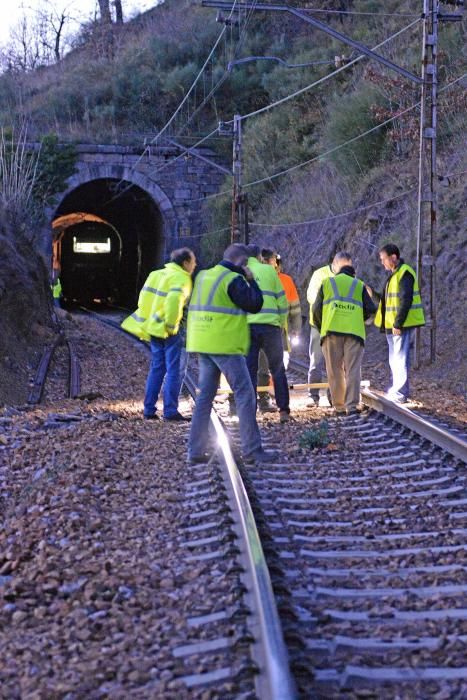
[[187, 243, 279, 464], [306, 251, 353, 407]]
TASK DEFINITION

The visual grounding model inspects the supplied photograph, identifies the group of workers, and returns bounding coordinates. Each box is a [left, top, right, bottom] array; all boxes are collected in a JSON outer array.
[[121, 241, 425, 464]]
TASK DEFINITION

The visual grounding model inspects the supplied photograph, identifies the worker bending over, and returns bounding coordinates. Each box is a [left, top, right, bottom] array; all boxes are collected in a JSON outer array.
[[313, 265, 376, 415], [186, 243, 278, 465], [306, 251, 352, 407], [122, 247, 196, 421]]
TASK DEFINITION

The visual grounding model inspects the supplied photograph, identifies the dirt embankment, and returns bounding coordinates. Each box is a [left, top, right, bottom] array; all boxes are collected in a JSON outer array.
[[0, 216, 55, 406]]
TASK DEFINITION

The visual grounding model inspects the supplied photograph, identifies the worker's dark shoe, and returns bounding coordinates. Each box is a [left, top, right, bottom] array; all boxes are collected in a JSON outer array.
[[143, 414, 159, 420], [165, 412, 191, 422], [279, 410, 290, 424], [346, 404, 366, 416], [187, 453, 211, 465], [243, 449, 280, 465], [258, 395, 276, 413]]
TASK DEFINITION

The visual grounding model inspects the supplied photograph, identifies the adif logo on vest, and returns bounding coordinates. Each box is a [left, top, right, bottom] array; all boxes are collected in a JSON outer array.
[[333, 302, 355, 311], [197, 314, 214, 322]]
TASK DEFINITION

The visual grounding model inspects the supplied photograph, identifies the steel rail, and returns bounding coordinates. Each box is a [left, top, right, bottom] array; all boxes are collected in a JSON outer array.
[[27, 335, 63, 404], [361, 388, 467, 463], [289, 357, 467, 463], [183, 374, 298, 700], [66, 339, 81, 399], [28, 333, 81, 404], [79, 307, 298, 699]]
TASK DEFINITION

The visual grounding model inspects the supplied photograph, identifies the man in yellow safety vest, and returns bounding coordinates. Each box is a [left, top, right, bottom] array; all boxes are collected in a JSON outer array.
[[246, 244, 290, 423], [373, 243, 425, 403], [186, 243, 279, 465], [122, 247, 196, 421], [306, 251, 353, 408], [313, 265, 376, 415]]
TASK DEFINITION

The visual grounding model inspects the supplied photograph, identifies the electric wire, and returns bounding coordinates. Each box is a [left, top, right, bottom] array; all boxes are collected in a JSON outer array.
[[152, 0, 240, 147], [248, 188, 417, 228], [242, 72, 467, 188], [300, 7, 421, 18], [105, 1, 261, 202], [238, 17, 421, 123], [189, 71, 466, 203], [171, 0, 260, 140], [101, 1, 242, 204]]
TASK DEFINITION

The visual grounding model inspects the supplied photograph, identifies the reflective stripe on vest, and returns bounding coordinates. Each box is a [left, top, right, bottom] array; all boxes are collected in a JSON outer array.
[[323, 277, 363, 308], [121, 263, 191, 340], [142, 263, 192, 339], [186, 265, 249, 355], [320, 274, 366, 341], [247, 258, 287, 326], [374, 263, 425, 329]]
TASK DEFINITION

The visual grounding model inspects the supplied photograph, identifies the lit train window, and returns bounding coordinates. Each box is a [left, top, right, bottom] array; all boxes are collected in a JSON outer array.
[[73, 237, 111, 254]]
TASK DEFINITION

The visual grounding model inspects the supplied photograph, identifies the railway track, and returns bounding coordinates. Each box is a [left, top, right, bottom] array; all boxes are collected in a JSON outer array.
[[222, 358, 467, 697], [74, 311, 467, 697], [77, 306, 297, 698], [28, 332, 80, 404]]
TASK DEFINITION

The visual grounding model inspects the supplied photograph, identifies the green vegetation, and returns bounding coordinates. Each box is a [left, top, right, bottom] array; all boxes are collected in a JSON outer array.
[[299, 421, 330, 450], [0, 0, 463, 267]]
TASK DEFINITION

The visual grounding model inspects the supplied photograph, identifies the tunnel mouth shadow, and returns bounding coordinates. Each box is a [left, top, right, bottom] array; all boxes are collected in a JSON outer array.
[[52, 178, 164, 307]]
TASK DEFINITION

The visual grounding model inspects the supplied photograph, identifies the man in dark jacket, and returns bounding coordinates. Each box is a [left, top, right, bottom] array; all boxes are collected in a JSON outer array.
[[371, 244, 425, 402], [187, 243, 279, 465], [313, 265, 376, 415]]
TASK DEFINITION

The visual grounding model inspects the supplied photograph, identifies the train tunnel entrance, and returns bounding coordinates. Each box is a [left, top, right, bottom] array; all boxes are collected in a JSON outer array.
[[52, 178, 165, 307]]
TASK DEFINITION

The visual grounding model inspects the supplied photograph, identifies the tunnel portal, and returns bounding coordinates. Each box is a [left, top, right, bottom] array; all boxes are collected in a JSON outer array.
[[53, 178, 164, 307]]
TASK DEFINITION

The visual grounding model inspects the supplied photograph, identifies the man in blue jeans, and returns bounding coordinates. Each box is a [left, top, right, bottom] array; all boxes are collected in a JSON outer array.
[[186, 243, 279, 465], [122, 247, 196, 420]]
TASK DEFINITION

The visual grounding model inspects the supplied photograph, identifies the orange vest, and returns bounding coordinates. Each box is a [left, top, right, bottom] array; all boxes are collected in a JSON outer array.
[[278, 272, 299, 303]]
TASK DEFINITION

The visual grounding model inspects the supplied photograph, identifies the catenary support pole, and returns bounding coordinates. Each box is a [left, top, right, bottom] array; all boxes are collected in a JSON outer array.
[[231, 114, 249, 243], [415, 0, 438, 367]]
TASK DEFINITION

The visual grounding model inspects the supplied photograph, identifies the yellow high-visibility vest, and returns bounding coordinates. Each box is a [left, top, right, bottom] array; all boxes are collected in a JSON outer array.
[[246, 257, 288, 328], [307, 265, 334, 326], [122, 263, 192, 340], [187, 265, 249, 355], [320, 274, 365, 341], [374, 263, 425, 329]]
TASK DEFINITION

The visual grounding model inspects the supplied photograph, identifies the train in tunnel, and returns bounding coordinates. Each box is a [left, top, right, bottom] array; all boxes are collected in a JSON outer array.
[[60, 221, 122, 305]]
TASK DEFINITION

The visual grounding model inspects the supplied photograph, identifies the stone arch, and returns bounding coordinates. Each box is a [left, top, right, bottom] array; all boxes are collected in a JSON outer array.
[[48, 162, 178, 245]]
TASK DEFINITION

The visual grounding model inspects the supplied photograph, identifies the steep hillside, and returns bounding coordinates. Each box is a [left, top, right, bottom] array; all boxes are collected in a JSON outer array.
[[0, 212, 55, 405]]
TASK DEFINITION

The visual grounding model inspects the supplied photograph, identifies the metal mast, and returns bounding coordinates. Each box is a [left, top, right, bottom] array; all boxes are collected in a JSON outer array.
[[415, 0, 439, 367]]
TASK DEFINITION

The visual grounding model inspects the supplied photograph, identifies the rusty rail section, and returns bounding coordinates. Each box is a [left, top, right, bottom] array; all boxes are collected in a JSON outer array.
[[28, 334, 81, 405]]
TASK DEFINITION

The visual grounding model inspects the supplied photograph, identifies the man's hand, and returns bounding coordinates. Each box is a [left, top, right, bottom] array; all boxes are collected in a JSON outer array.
[[242, 265, 254, 282], [392, 327, 402, 336]]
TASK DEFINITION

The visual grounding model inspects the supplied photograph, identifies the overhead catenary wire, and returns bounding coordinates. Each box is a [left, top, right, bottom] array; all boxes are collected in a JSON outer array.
[[248, 188, 417, 228], [150, 9, 422, 185], [101, 1, 243, 205], [151, 0, 240, 147], [238, 17, 422, 123], [170, 0, 260, 140], [241, 71, 467, 188], [300, 7, 421, 18], [189, 71, 466, 203]]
